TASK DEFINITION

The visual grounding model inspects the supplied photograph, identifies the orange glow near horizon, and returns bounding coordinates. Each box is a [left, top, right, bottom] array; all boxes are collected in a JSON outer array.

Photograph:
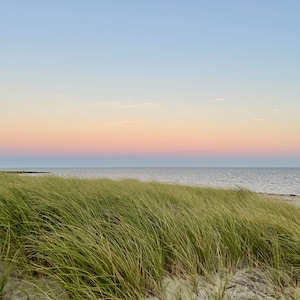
[[2, 119, 300, 157]]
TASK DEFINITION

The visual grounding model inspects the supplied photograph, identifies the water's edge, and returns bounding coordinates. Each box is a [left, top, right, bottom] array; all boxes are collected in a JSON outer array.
[[1, 167, 300, 196]]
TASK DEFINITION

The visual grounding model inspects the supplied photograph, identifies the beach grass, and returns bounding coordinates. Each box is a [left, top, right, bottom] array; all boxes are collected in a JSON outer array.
[[0, 173, 300, 299]]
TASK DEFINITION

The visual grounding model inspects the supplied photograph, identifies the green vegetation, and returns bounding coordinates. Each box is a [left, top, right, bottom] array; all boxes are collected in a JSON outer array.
[[0, 173, 300, 299]]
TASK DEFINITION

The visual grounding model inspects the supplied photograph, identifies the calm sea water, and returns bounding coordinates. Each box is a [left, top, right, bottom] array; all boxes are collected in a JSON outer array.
[[4, 167, 300, 195]]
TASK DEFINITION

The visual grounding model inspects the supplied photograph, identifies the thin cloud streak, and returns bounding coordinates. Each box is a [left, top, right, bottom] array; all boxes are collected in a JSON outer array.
[[143, 149, 214, 155], [123, 121, 144, 126], [208, 98, 224, 103], [94, 101, 158, 110], [243, 118, 265, 122]]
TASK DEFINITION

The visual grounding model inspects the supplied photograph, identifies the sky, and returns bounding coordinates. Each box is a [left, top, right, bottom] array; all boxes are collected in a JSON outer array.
[[1, 0, 300, 167]]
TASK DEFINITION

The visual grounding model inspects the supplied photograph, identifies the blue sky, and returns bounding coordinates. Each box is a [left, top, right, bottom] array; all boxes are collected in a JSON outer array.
[[1, 1, 300, 167]]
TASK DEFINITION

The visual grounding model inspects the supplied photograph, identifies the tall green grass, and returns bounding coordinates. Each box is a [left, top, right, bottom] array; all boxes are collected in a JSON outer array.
[[0, 173, 300, 299]]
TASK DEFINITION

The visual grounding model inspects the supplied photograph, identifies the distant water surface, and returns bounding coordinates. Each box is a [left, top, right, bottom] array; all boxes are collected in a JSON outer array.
[[2, 167, 300, 195]]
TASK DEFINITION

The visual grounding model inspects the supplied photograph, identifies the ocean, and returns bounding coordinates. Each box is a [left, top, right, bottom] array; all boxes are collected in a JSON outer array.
[[3, 167, 300, 196]]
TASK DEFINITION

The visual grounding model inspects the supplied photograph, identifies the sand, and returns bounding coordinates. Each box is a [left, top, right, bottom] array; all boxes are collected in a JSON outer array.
[[146, 193, 300, 300], [147, 267, 300, 300]]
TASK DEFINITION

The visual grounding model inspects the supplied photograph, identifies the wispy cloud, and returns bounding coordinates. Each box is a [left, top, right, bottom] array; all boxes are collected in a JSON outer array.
[[143, 102, 158, 108], [94, 101, 158, 110], [272, 108, 279, 112], [208, 98, 224, 103], [165, 149, 213, 154], [141, 149, 213, 156], [123, 120, 144, 126], [243, 118, 265, 122]]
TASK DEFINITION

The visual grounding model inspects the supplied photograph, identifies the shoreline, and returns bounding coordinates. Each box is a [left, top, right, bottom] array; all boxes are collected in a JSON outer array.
[[1, 171, 51, 174], [2, 171, 299, 204], [258, 192, 300, 207]]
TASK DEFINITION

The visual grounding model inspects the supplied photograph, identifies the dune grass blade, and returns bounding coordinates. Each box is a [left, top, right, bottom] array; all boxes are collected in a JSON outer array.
[[0, 173, 300, 299]]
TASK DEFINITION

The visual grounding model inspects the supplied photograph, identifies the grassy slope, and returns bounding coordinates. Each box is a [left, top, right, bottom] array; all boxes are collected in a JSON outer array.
[[0, 173, 300, 299]]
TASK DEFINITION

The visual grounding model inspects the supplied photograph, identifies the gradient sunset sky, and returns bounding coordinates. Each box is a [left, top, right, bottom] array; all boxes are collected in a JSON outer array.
[[1, 1, 300, 167]]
